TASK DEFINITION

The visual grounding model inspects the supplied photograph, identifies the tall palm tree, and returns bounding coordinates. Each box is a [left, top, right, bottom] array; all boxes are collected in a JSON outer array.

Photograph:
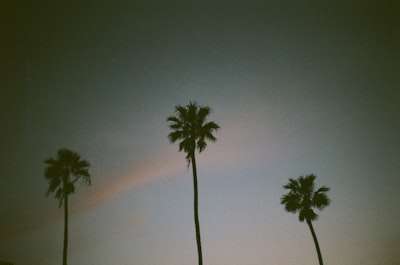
[[44, 148, 91, 265], [280, 174, 330, 265], [167, 101, 219, 265]]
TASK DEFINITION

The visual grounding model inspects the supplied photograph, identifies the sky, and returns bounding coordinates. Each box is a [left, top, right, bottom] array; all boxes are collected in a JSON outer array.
[[1, 1, 399, 265]]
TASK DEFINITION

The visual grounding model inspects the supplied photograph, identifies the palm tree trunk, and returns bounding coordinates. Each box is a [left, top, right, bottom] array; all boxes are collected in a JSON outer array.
[[191, 152, 203, 265], [63, 193, 68, 265], [306, 219, 323, 265]]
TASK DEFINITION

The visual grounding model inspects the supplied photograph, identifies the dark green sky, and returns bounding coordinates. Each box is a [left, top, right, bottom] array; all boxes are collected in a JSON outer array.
[[1, 1, 399, 265]]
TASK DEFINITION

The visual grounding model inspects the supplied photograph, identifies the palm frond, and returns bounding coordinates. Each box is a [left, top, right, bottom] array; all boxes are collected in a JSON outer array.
[[281, 193, 301, 213], [44, 148, 91, 206], [197, 106, 211, 125], [299, 175, 315, 194], [168, 130, 184, 144], [197, 139, 207, 153], [56, 187, 64, 207], [316, 186, 330, 193], [177, 138, 191, 152], [313, 192, 330, 210], [175, 105, 188, 116], [201, 122, 219, 140], [299, 208, 318, 222], [283, 178, 299, 191], [186, 102, 198, 122], [281, 174, 330, 223], [46, 177, 61, 196], [166, 116, 180, 123]]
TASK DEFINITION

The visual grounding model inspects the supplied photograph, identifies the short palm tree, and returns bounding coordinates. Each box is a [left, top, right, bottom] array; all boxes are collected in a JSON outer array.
[[44, 148, 91, 265], [167, 101, 219, 265], [280, 174, 330, 265]]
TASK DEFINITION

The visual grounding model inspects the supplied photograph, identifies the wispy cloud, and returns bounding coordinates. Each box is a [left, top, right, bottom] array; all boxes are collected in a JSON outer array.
[[1, 151, 181, 240], [70, 152, 182, 215], [2, 111, 267, 240]]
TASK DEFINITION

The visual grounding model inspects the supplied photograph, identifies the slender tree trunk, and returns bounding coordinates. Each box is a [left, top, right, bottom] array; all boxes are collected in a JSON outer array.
[[307, 219, 323, 265], [191, 152, 203, 265], [63, 193, 68, 265]]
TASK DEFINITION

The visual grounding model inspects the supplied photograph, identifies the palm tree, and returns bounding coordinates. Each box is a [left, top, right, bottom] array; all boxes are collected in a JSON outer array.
[[167, 101, 219, 265], [280, 174, 330, 265], [44, 148, 91, 265]]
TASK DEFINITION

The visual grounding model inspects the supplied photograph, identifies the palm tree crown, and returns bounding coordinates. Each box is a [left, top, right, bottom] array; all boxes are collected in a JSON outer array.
[[281, 174, 330, 222], [44, 148, 91, 207], [167, 101, 220, 164]]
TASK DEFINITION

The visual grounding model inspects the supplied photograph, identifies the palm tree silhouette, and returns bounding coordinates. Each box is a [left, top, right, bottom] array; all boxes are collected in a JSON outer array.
[[167, 101, 219, 265], [44, 148, 91, 265], [280, 174, 330, 265]]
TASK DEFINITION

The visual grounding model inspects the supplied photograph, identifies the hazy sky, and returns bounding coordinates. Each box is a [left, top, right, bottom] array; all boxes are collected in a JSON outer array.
[[1, 1, 399, 265]]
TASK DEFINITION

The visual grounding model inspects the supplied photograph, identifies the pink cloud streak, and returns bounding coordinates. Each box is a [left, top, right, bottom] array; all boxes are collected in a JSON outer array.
[[1, 152, 182, 240]]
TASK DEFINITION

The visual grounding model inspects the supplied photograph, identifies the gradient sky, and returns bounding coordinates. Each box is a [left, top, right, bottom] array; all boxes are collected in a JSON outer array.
[[1, 1, 399, 265]]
